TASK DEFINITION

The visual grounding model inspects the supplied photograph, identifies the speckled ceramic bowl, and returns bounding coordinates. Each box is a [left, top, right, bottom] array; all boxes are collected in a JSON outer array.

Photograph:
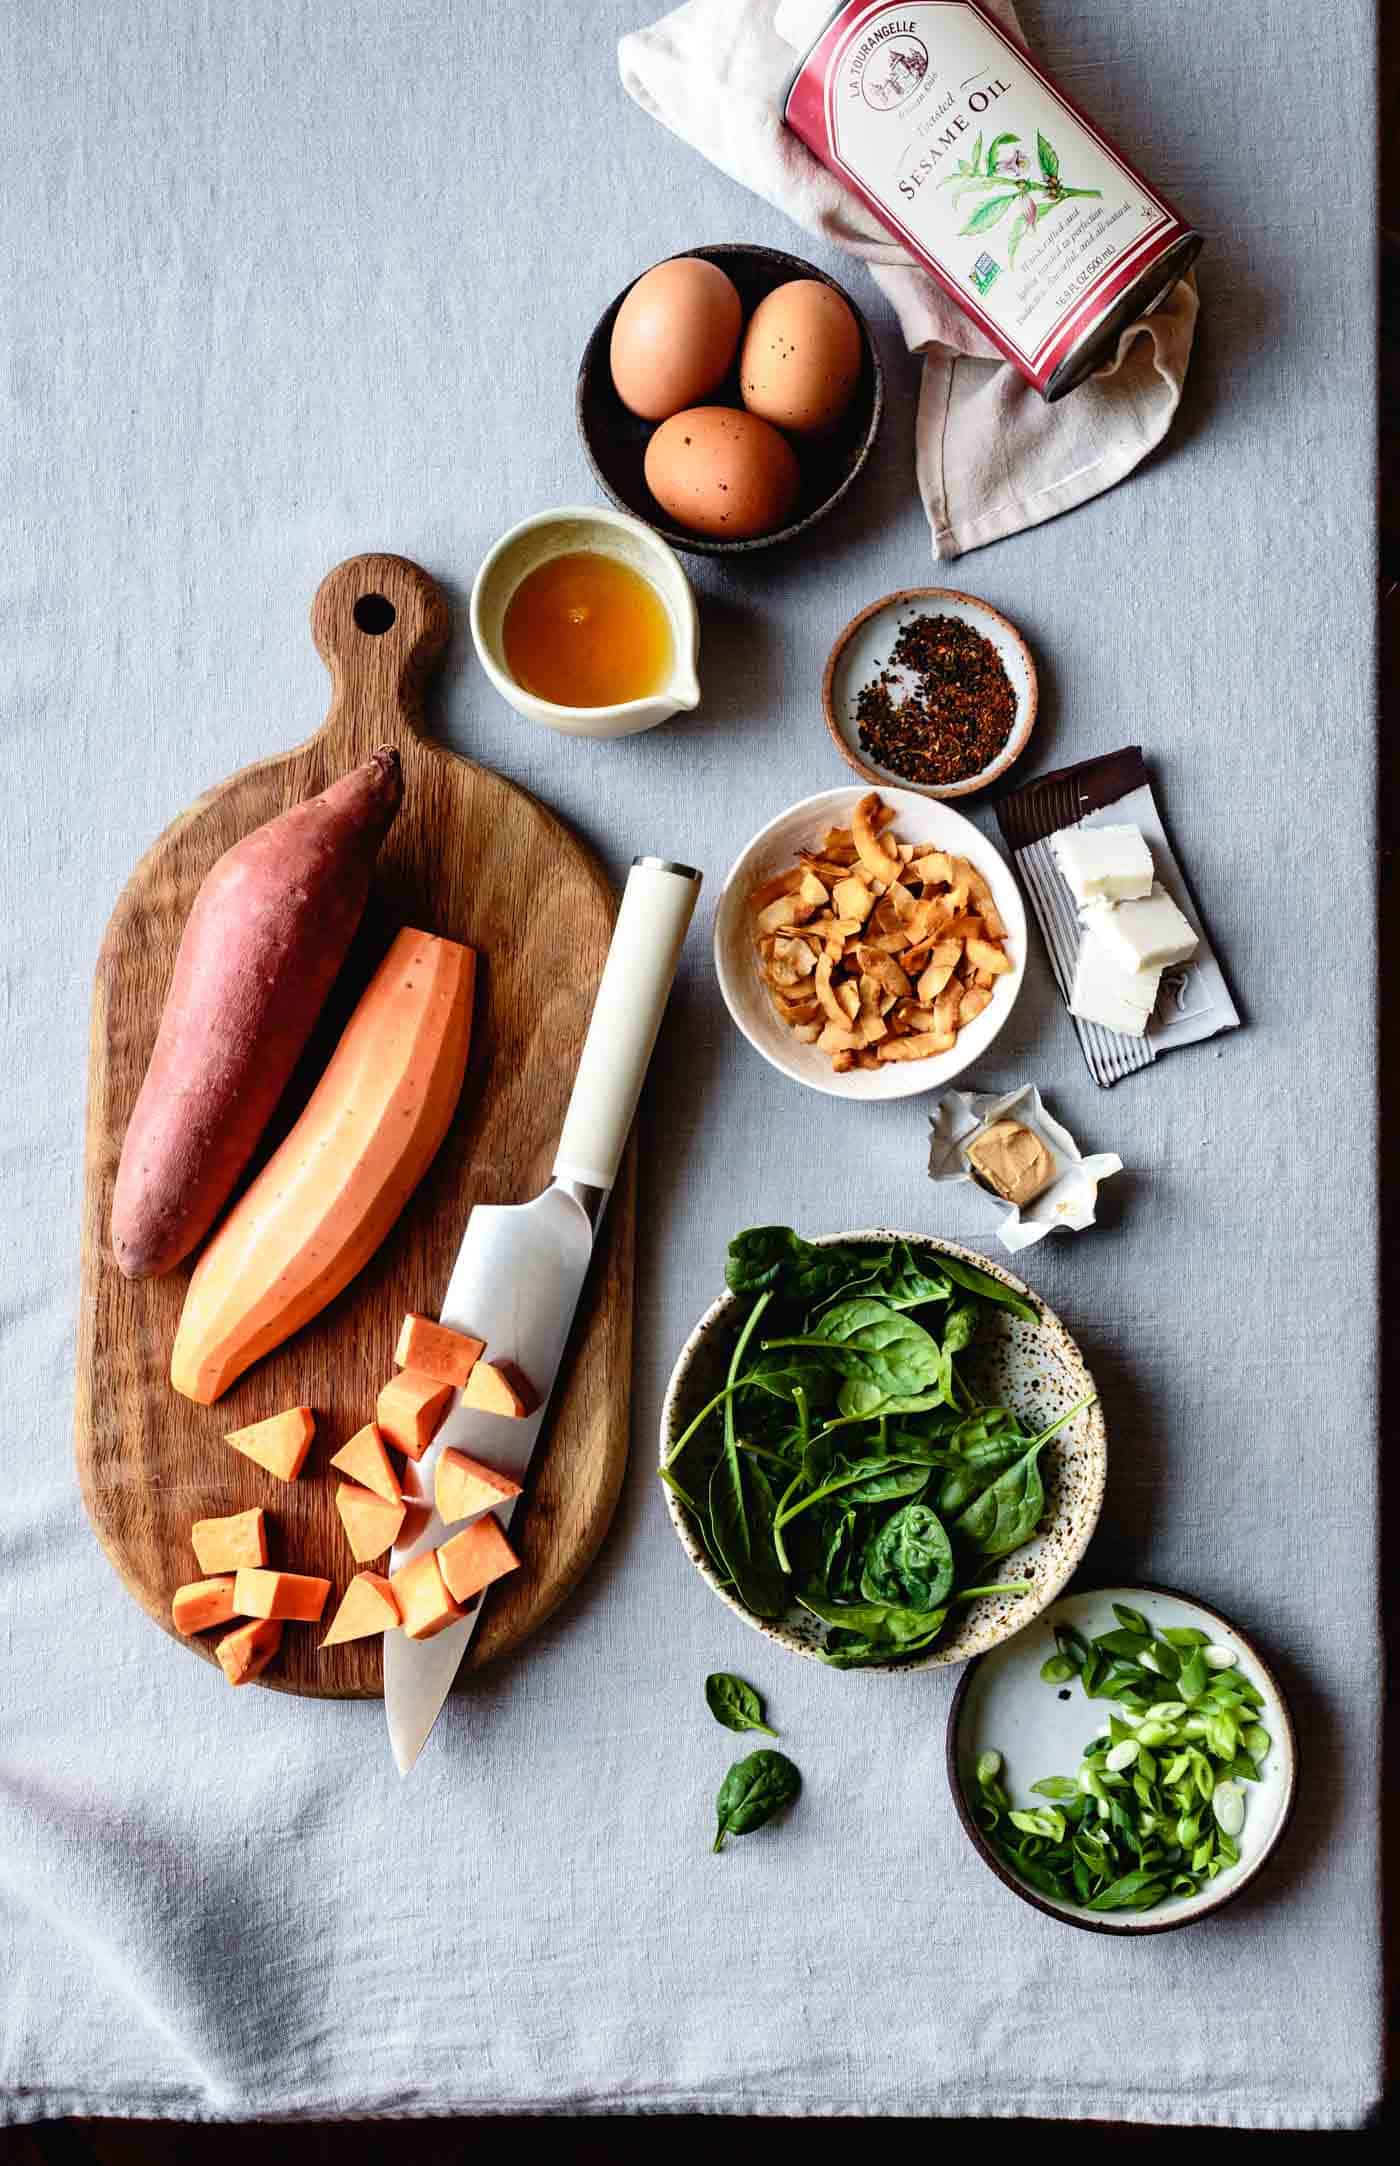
[[659, 1232, 1106, 1671]]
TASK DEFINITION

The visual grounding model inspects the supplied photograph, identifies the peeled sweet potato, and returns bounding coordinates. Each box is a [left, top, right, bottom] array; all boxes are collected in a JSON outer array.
[[170, 930, 474, 1404], [111, 749, 403, 1280]]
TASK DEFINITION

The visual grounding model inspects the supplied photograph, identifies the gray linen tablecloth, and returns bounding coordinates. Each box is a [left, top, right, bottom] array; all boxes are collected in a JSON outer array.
[[0, 0, 1380, 2129]]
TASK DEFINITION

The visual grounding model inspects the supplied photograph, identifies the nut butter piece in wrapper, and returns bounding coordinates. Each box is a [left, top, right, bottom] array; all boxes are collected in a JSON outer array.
[[929, 1083, 1121, 1253]]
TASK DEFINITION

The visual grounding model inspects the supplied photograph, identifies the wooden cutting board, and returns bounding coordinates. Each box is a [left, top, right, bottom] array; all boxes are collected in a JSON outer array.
[[75, 553, 635, 1696]]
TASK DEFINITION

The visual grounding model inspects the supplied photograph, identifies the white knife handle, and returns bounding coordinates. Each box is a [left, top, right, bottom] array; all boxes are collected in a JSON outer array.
[[553, 855, 701, 1193]]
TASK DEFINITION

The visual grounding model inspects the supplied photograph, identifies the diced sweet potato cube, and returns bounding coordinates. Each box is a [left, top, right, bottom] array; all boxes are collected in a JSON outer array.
[[393, 1314, 485, 1389], [223, 1405, 315, 1482], [321, 1571, 400, 1647], [335, 1481, 407, 1564], [377, 1369, 455, 1460], [390, 1550, 464, 1640], [436, 1516, 520, 1605], [435, 1447, 522, 1526], [216, 1617, 282, 1687], [232, 1568, 331, 1623], [191, 1507, 268, 1574], [462, 1359, 536, 1419], [329, 1422, 401, 1504], [171, 1576, 237, 1635]]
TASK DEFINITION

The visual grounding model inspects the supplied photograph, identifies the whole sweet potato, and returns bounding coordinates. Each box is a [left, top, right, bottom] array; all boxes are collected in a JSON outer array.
[[111, 748, 402, 1278]]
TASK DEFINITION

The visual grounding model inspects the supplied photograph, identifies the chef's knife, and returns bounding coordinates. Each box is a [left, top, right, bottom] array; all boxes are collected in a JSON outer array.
[[385, 853, 701, 1773]]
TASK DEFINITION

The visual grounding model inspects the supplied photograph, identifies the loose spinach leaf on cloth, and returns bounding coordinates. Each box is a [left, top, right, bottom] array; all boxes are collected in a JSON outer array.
[[704, 1673, 776, 1737], [713, 1749, 802, 1852], [664, 1226, 1094, 1670]]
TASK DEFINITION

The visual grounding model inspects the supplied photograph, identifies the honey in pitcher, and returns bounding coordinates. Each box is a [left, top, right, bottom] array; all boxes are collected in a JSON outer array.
[[502, 551, 673, 709]]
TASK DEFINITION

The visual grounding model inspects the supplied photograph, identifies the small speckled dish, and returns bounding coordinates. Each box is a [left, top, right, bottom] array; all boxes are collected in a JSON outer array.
[[823, 589, 1037, 798], [659, 1232, 1105, 1671], [948, 1584, 1299, 1933], [576, 243, 883, 557]]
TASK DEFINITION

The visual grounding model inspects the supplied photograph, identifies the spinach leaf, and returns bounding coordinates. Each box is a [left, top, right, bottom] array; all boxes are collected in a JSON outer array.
[[883, 1242, 953, 1310], [942, 1301, 979, 1356], [812, 1299, 950, 1397], [708, 1453, 786, 1618], [861, 1502, 954, 1610], [838, 1461, 930, 1506], [725, 1226, 800, 1294], [950, 1437, 1049, 1559], [705, 1672, 776, 1737], [937, 1253, 1038, 1322], [713, 1749, 801, 1852]]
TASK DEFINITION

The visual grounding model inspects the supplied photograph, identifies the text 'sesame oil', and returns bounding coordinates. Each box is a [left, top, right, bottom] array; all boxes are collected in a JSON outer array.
[[776, 0, 1201, 401]]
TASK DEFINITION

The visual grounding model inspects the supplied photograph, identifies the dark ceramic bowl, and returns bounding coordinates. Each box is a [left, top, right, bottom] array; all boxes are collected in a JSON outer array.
[[576, 243, 884, 557]]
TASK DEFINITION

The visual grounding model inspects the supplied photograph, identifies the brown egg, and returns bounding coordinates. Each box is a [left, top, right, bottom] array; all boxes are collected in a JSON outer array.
[[609, 257, 743, 422], [644, 407, 801, 541], [739, 279, 862, 435]]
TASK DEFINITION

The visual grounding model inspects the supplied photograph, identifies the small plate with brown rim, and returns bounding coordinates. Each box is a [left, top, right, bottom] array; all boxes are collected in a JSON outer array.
[[822, 588, 1037, 800], [946, 1584, 1299, 1934]]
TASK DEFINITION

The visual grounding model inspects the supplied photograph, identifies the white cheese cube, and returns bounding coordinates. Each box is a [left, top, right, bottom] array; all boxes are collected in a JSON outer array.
[[1082, 883, 1199, 970], [1069, 934, 1162, 1037], [1050, 824, 1154, 904]]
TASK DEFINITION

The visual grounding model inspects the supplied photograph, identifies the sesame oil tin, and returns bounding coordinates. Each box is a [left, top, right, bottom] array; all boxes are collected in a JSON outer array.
[[778, 0, 1201, 401]]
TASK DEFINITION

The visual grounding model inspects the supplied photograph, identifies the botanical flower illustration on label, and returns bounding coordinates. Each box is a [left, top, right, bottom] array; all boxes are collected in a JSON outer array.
[[782, 2, 1197, 395]]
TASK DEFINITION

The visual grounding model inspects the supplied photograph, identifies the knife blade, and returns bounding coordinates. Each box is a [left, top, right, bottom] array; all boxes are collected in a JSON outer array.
[[385, 853, 701, 1772]]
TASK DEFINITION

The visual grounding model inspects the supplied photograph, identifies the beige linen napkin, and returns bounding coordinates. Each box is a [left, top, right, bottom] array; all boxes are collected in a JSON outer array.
[[618, 0, 1198, 557]]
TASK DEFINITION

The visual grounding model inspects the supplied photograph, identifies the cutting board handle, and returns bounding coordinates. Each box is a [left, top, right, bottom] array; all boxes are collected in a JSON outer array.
[[311, 553, 453, 757]]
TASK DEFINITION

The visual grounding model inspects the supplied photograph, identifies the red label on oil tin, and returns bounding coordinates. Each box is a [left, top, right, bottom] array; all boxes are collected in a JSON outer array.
[[782, 2, 1197, 397]]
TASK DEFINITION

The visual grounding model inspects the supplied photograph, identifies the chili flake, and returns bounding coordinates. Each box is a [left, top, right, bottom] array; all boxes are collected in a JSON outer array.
[[854, 613, 1017, 788]]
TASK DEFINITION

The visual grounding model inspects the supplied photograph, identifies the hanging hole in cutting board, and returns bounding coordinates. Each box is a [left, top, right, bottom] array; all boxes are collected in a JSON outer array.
[[353, 593, 397, 635]]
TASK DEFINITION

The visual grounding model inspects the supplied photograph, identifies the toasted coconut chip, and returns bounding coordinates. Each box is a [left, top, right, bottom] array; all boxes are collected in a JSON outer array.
[[856, 1048, 884, 1070], [771, 934, 817, 978], [936, 912, 984, 943], [814, 951, 850, 1028], [917, 957, 959, 1003], [901, 896, 951, 948], [933, 983, 962, 1037], [772, 992, 823, 1025], [966, 936, 1012, 976], [792, 1021, 822, 1043], [835, 978, 860, 1023], [959, 985, 994, 1025], [852, 792, 903, 884], [748, 866, 805, 910], [972, 967, 995, 991], [832, 874, 875, 925], [907, 849, 954, 886], [831, 1048, 856, 1072], [817, 1018, 867, 1053], [798, 869, 829, 908], [855, 945, 912, 1001], [892, 1000, 941, 1032], [878, 1028, 957, 1061], [756, 891, 819, 935]]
